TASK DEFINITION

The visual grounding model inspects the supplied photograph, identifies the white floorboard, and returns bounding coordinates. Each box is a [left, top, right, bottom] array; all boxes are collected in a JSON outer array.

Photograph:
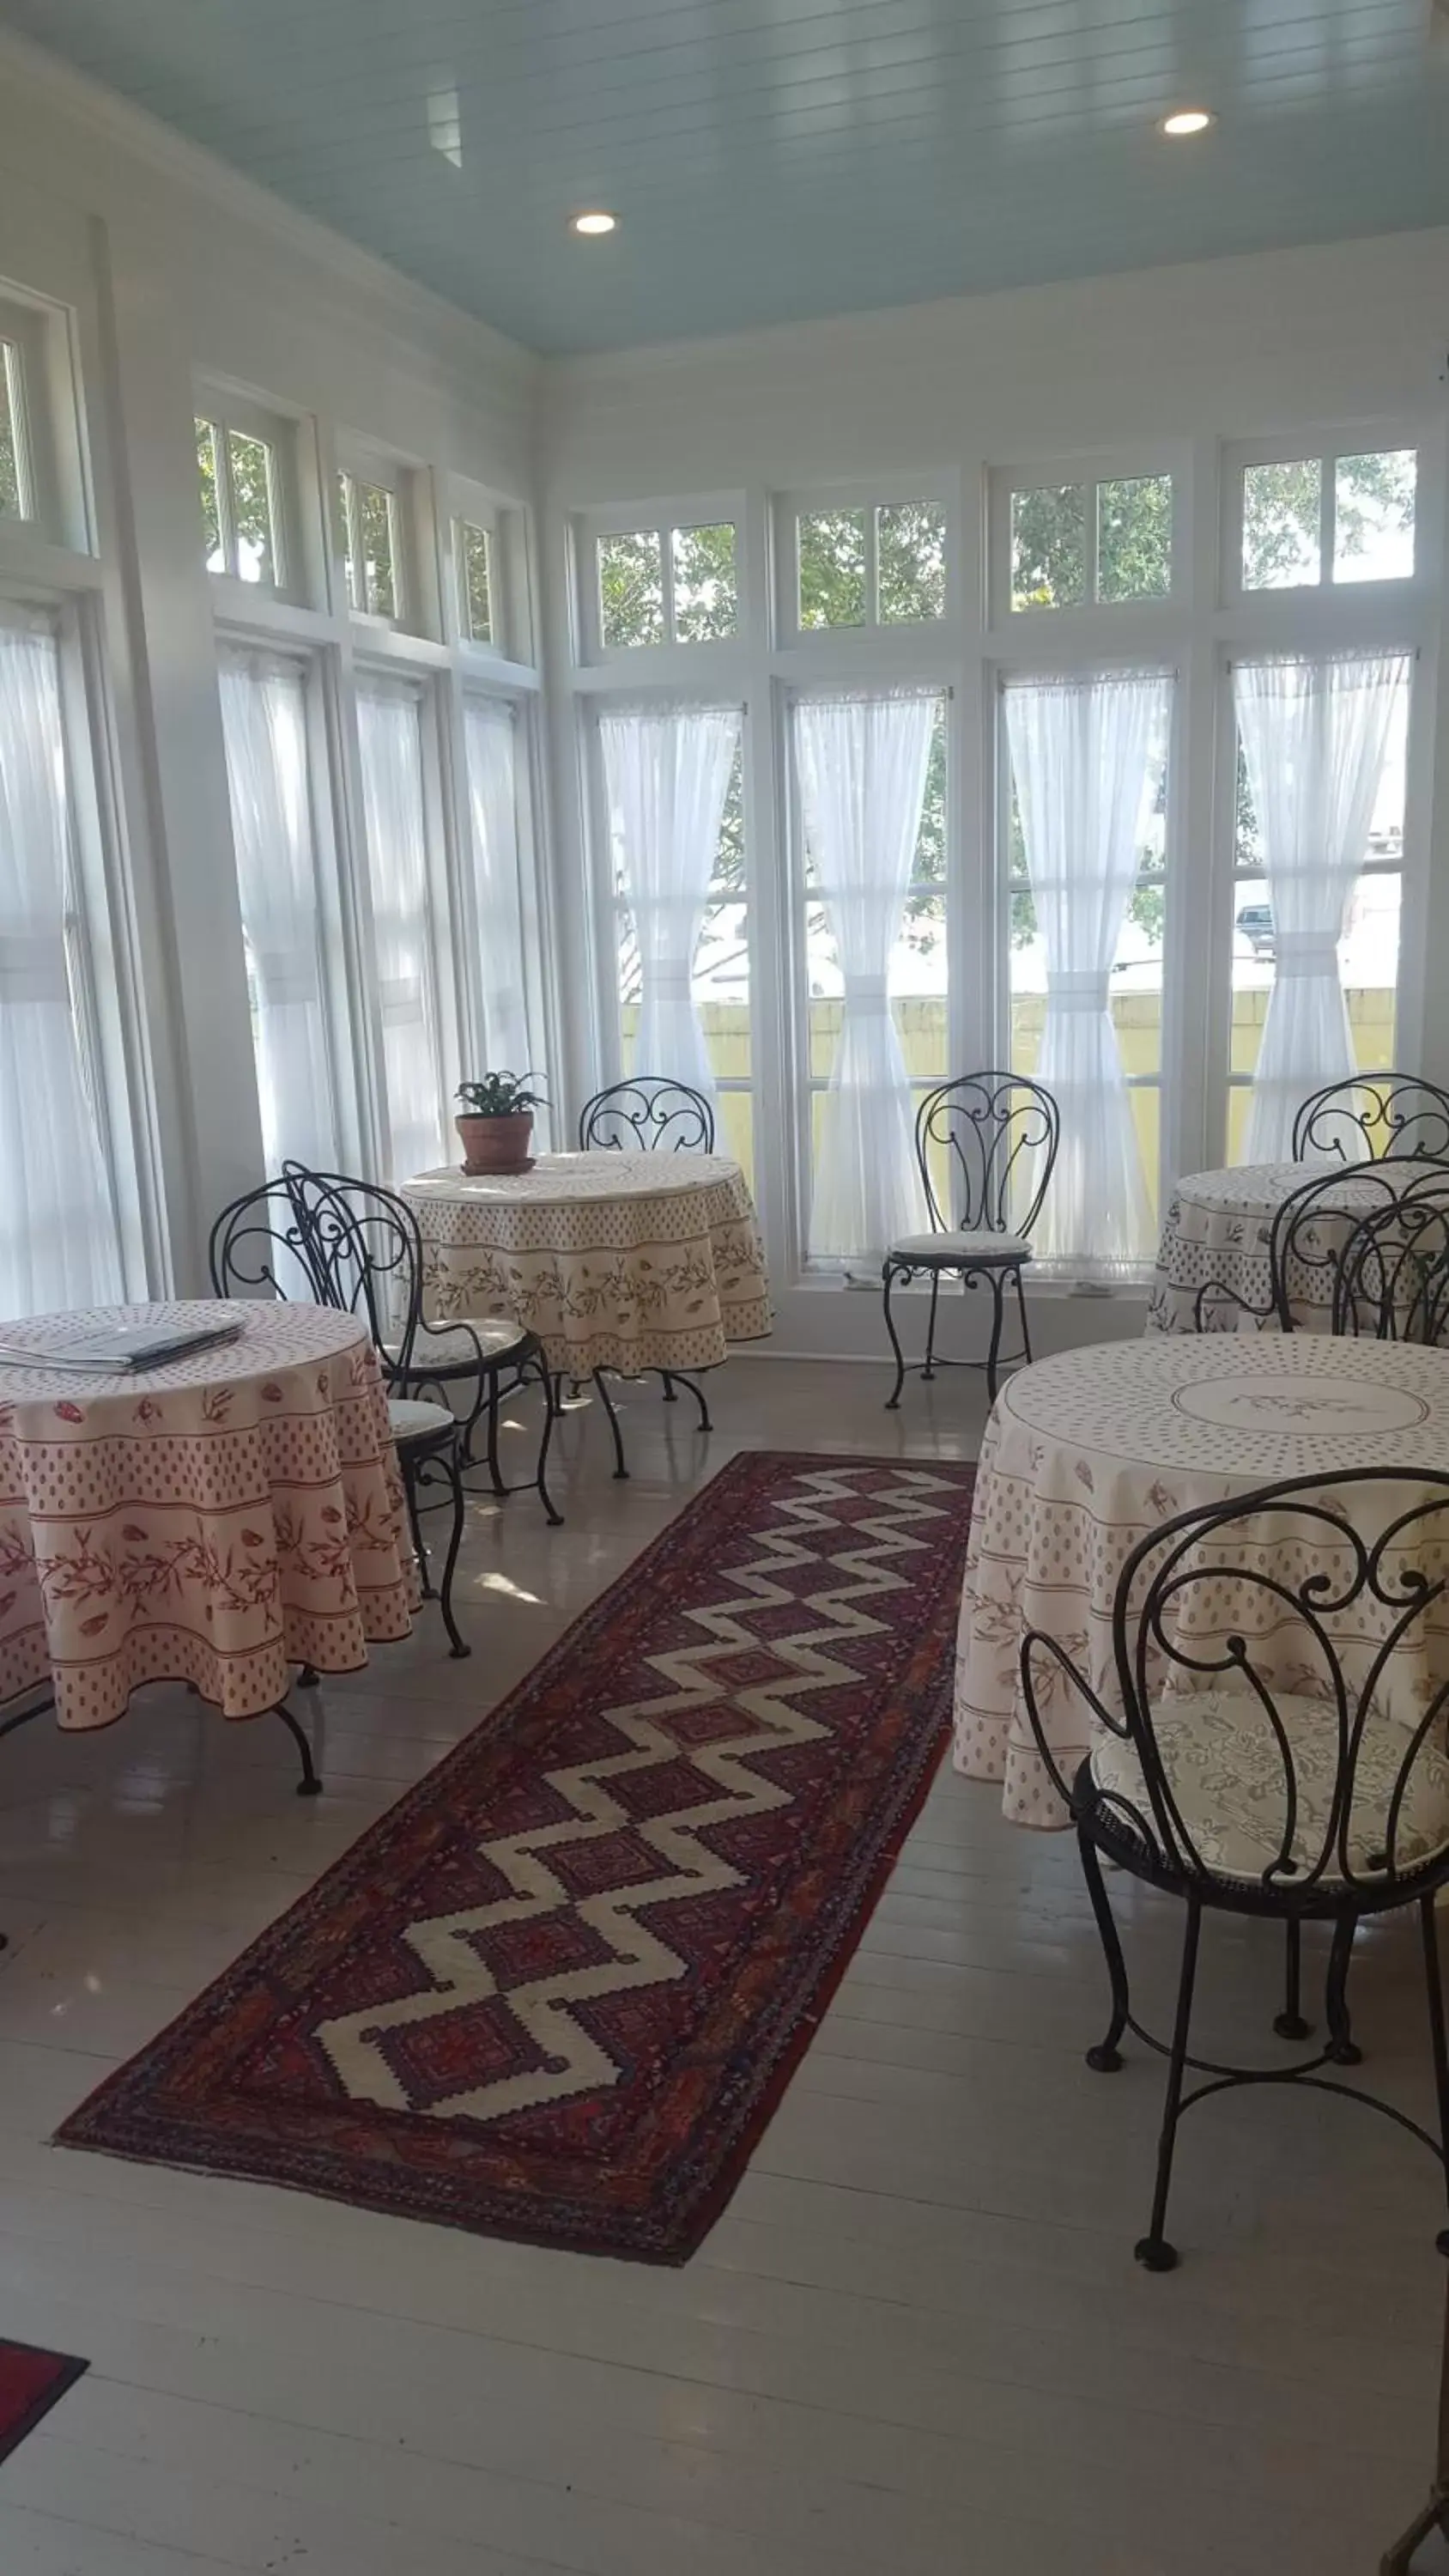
[[0, 1358, 1444, 2573]]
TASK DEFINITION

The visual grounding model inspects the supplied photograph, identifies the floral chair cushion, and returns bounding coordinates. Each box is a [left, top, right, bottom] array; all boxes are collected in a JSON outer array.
[[1089, 1687, 1449, 1884]]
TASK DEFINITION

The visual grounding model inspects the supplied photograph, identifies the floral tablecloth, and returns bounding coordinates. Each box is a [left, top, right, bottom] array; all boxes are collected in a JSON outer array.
[[954, 1333, 1449, 1826], [0, 1301, 414, 1730], [1145, 1160, 1411, 1334], [403, 1153, 773, 1376]]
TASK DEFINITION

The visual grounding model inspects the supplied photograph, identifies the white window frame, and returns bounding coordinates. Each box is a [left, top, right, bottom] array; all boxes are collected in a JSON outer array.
[[1224, 429, 1428, 607], [194, 383, 302, 606], [334, 440, 421, 633], [990, 453, 1185, 629], [777, 477, 956, 649], [576, 493, 745, 669]]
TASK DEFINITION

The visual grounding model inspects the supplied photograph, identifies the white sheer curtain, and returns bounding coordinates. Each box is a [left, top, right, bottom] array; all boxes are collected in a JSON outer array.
[[1005, 670, 1170, 1277], [795, 689, 936, 1261], [218, 649, 336, 1175], [0, 615, 122, 1320], [464, 696, 531, 1079], [599, 702, 740, 1108], [1236, 652, 1410, 1163], [356, 677, 446, 1182]]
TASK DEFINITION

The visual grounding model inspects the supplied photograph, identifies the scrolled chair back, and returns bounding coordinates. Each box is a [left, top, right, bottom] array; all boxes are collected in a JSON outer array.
[[1292, 1072, 1449, 1170], [208, 1176, 330, 1304], [1023, 1468, 1449, 1903], [281, 1163, 427, 1388], [578, 1078, 716, 1156], [914, 1072, 1059, 1237], [1330, 1165, 1449, 1346], [1267, 1159, 1410, 1334]]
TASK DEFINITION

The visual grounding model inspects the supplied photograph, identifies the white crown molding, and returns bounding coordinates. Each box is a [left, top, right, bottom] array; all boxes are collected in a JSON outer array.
[[0, 21, 537, 386]]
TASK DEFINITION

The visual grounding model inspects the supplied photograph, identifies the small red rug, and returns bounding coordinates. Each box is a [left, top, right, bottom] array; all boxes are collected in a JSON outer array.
[[0, 2340, 88, 2461], [58, 1451, 973, 2263]]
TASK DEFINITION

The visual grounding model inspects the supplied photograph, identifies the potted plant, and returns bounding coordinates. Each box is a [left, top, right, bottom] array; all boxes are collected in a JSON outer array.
[[454, 1072, 548, 1176]]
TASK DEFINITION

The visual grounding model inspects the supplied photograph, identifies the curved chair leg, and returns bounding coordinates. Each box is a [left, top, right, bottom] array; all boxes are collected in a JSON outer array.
[[593, 1370, 629, 1479], [1136, 1896, 1202, 2273], [1275, 1917, 1312, 2041], [882, 1264, 907, 1410], [532, 1353, 563, 1526], [661, 1371, 678, 1402], [403, 1461, 433, 1598], [658, 1370, 711, 1433], [484, 1377, 507, 1498], [1012, 1264, 1033, 1369], [435, 1440, 470, 1659], [985, 1270, 1008, 1405], [273, 1699, 322, 1797], [922, 1272, 942, 1381], [1421, 1894, 1449, 2254], [1077, 1827, 1130, 2071], [1325, 1911, 1361, 2065]]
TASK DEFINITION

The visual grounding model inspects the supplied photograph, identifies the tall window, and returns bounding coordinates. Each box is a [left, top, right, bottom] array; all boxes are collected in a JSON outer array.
[[0, 611, 123, 1316], [463, 696, 533, 1077], [793, 687, 942, 1261], [216, 647, 337, 1173], [355, 677, 445, 1181], [1004, 671, 1172, 1274], [1228, 651, 1410, 1163], [598, 701, 744, 1154]]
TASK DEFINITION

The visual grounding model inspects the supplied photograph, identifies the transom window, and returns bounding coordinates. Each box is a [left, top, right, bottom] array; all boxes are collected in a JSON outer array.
[[1238, 446, 1417, 591], [0, 339, 33, 521], [1008, 473, 1174, 612], [595, 519, 738, 649], [338, 468, 401, 620], [796, 501, 946, 629], [197, 415, 283, 588], [458, 519, 494, 644]]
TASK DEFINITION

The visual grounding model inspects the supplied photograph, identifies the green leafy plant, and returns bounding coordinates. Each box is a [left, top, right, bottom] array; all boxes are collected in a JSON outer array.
[[455, 1070, 548, 1116]]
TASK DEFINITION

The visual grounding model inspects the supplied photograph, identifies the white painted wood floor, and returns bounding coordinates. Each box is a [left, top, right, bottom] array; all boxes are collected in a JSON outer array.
[[0, 1356, 1446, 2576]]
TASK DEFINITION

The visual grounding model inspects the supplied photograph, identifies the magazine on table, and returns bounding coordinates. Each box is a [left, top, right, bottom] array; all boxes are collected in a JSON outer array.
[[0, 1311, 246, 1374]]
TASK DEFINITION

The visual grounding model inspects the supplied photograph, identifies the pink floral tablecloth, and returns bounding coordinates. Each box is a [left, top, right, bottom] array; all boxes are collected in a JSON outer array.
[[403, 1152, 772, 1376], [0, 1301, 415, 1730], [954, 1334, 1449, 1826]]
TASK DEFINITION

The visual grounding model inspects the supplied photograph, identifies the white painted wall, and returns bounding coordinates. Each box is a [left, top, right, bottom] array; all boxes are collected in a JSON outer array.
[[538, 231, 1449, 1359], [0, 29, 540, 1294]]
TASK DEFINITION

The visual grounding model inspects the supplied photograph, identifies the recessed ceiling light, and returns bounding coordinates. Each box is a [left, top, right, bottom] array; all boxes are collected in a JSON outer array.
[[569, 210, 617, 237], [1160, 108, 1214, 136]]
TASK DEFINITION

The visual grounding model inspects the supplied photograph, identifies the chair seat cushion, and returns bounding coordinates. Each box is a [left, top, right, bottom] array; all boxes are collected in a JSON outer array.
[[385, 1318, 530, 1372], [888, 1230, 1031, 1265], [1089, 1686, 1449, 1886], [387, 1397, 457, 1447]]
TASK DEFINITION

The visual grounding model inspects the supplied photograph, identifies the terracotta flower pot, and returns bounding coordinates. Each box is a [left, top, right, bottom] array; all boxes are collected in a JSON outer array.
[[456, 1110, 534, 1176]]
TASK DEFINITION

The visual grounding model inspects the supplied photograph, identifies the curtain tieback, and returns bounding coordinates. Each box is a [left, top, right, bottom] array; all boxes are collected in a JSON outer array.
[[1046, 970, 1110, 1013], [1273, 933, 1341, 980], [642, 968, 695, 1001], [379, 974, 424, 1025], [842, 975, 891, 1004], [252, 949, 319, 1006], [0, 933, 70, 1005]]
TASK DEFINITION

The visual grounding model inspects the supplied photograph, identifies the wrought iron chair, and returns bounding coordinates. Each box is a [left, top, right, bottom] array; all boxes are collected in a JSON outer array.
[[282, 1164, 560, 1528], [1325, 1170, 1449, 1346], [570, 1075, 719, 1467], [1293, 1072, 1449, 1168], [579, 1077, 716, 1157], [1263, 1159, 1449, 1338], [882, 1072, 1059, 1407], [1022, 1468, 1449, 2272]]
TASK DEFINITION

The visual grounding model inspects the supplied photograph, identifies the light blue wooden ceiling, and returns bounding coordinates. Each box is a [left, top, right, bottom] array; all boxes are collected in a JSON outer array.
[[3, 0, 1449, 354]]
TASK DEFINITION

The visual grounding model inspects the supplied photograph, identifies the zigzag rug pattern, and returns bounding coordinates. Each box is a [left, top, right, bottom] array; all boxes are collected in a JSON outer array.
[[58, 1450, 975, 2262]]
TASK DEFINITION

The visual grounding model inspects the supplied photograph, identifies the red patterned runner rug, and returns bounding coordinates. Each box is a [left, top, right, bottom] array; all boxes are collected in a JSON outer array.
[[58, 1452, 974, 2263]]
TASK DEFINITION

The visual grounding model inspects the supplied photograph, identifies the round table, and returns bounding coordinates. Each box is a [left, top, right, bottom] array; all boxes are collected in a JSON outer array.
[[0, 1301, 415, 1730], [1146, 1159, 1416, 1334], [954, 1333, 1449, 1826], [402, 1153, 773, 1377]]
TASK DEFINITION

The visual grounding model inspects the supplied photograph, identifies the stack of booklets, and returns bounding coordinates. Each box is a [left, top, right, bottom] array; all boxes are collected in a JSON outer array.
[[0, 1312, 246, 1374]]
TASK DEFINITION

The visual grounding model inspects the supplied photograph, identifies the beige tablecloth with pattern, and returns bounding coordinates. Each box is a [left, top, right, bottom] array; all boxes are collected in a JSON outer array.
[[403, 1152, 773, 1376], [955, 1334, 1449, 1826], [0, 1301, 414, 1730], [1145, 1160, 1414, 1334]]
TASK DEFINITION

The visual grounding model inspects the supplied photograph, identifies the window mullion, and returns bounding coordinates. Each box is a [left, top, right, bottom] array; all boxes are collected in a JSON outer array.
[[215, 425, 239, 583]]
